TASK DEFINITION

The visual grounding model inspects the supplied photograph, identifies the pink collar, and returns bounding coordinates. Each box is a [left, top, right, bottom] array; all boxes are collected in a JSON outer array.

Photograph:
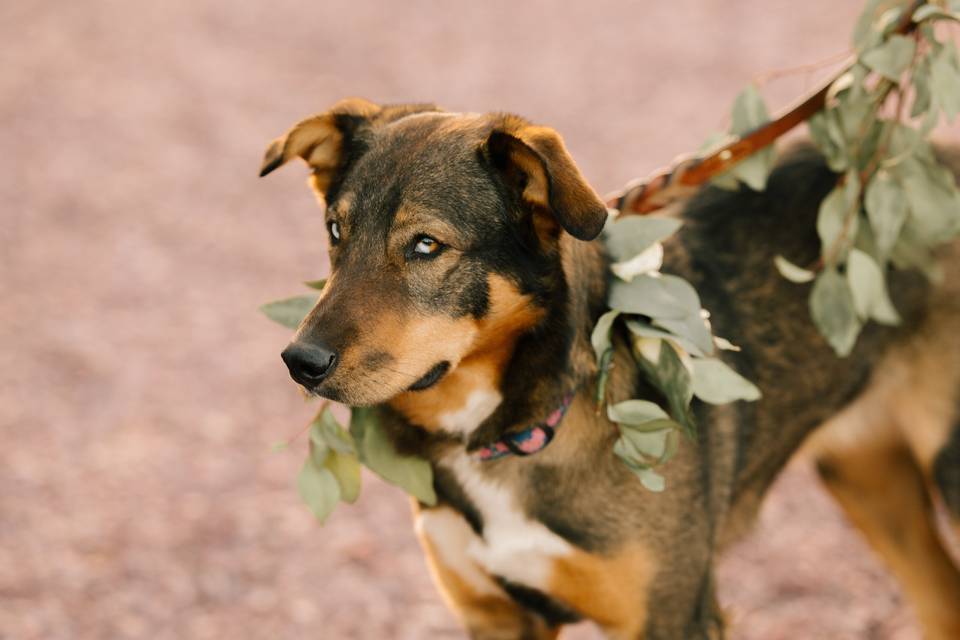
[[474, 393, 575, 461]]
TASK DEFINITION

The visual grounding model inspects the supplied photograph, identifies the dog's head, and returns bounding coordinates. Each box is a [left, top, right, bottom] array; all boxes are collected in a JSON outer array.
[[261, 99, 607, 406]]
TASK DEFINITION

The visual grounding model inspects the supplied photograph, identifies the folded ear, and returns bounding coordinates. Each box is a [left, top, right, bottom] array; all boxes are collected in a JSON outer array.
[[259, 97, 381, 194], [484, 117, 608, 241]]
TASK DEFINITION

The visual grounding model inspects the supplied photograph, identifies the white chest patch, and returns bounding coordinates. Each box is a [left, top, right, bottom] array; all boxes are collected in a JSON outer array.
[[438, 451, 573, 590], [438, 388, 502, 436]]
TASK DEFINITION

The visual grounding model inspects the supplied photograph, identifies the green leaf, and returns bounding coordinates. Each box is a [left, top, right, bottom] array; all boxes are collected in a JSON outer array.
[[626, 318, 705, 357], [616, 427, 670, 460], [911, 57, 933, 118], [898, 164, 960, 243], [774, 255, 815, 283], [731, 85, 770, 134], [608, 275, 690, 319], [603, 216, 683, 262], [810, 268, 862, 357], [260, 295, 317, 329], [930, 41, 960, 120], [853, 0, 895, 52], [314, 408, 356, 454], [913, 5, 960, 24], [591, 310, 620, 361], [297, 458, 341, 523], [607, 399, 670, 426], [655, 342, 696, 437], [691, 357, 761, 404], [729, 150, 776, 191], [304, 278, 328, 291], [636, 467, 666, 492], [727, 85, 775, 190], [862, 34, 916, 81], [611, 243, 664, 281], [817, 185, 856, 259], [354, 408, 436, 505], [324, 450, 362, 504], [864, 169, 908, 257], [808, 112, 848, 171], [651, 312, 715, 357], [847, 249, 901, 325]]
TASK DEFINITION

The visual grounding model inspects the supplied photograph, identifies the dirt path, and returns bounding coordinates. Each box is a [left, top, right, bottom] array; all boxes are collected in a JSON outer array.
[[3, 1, 955, 637]]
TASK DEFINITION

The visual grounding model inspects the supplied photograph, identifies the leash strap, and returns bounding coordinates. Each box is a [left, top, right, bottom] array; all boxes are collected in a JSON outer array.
[[606, 0, 925, 217]]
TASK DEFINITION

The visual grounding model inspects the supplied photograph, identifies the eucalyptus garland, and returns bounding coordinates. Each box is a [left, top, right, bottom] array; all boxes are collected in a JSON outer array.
[[263, 0, 960, 520]]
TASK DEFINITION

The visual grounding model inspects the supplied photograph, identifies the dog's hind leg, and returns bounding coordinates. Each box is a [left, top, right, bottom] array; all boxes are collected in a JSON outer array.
[[808, 362, 960, 640]]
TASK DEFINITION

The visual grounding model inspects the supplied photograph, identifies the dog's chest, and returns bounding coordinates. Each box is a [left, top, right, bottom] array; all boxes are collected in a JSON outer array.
[[420, 451, 573, 591]]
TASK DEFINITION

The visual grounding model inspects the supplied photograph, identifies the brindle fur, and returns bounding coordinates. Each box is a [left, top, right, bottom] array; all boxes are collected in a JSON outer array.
[[262, 101, 960, 639]]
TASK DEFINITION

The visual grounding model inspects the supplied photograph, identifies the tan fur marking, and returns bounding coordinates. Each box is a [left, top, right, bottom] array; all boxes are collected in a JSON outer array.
[[414, 504, 559, 640], [390, 274, 544, 432], [548, 544, 657, 639], [808, 349, 960, 640]]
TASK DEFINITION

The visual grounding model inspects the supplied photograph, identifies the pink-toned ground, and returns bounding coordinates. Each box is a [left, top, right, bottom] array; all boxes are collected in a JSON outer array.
[[2, 1, 957, 638]]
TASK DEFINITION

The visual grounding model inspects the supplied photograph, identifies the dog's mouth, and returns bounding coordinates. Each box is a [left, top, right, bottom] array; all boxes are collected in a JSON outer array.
[[408, 361, 450, 392]]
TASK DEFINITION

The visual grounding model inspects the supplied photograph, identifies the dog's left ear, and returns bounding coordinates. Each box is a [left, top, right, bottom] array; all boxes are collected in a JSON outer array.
[[484, 118, 608, 241], [259, 97, 381, 194]]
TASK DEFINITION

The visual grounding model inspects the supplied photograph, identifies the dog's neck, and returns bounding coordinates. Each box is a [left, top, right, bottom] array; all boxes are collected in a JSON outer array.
[[384, 233, 609, 452]]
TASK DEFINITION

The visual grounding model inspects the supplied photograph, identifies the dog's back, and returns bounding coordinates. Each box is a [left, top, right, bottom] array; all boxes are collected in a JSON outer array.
[[669, 144, 960, 639]]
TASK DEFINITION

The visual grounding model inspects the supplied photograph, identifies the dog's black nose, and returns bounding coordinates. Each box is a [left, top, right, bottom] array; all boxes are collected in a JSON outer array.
[[281, 342, 338, 386]]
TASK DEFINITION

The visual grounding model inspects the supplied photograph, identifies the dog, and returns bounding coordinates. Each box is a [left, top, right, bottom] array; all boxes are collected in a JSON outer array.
[[260, 98, 960, 639]]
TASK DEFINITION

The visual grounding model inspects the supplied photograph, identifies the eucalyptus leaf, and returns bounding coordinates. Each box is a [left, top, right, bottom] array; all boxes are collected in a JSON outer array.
[[611, 243, 664, 281], [810, 269, 861, 357], [636, 467, 666, 492], [731, 85, 770, 134], [651, 312, 715, 357], [774, 255, 815, 283], [297, 458, 341, 524], [930, 41, 960, 120], [914, 5, 960, 23], [324, 449, 362, 504], [691, 358, 762, 404], [608, 275, 689, 319], [617, 427, 670, 460], [356, 409, 437, 505], [626, 318, 704, 357], [847, 248, 901, 325], [808, 112, 848, 171], [316, 408, 356, 454], [607, 399, 670, 426], [603, 216, 683, 262], [260, 295, 317, 329], [304, 279, 328, 291], [591, 310, 620, 361], [654, 342, 696, 437], [861, 34, 916, 81], [864, 169, 909, 257], [816, 185, 855, 259], [899, 168, 960, 243]]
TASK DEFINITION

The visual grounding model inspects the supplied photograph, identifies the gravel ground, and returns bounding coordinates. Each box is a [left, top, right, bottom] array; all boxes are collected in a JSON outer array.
[[3, 1, 957, 638]]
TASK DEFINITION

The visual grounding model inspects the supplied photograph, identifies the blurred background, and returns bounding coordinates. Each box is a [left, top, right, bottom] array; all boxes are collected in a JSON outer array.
[[3, 1, 957, 638]]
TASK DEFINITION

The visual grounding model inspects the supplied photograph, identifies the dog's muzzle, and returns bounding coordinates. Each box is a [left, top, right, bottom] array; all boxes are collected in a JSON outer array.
[[281, 342, 339, 388]]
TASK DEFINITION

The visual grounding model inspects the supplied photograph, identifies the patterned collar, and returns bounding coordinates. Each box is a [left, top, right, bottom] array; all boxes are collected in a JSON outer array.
[[474, 393, 576, 461]]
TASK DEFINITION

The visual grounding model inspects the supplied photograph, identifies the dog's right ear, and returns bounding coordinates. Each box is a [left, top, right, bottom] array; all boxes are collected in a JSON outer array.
[[259, 98, 381, 195]]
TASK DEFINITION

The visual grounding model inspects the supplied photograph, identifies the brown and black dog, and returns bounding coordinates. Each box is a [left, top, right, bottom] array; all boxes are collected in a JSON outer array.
[[260, 98, 960, 639]]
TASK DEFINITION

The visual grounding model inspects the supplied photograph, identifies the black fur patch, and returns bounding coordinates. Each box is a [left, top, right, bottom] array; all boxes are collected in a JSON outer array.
[[432, 466, 484, 535], [494, 577, 582, 627], [933, 422, 960, 517]]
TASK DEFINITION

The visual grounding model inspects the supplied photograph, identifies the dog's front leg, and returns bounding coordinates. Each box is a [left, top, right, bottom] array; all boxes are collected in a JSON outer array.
[[414, 504, 560, 640]]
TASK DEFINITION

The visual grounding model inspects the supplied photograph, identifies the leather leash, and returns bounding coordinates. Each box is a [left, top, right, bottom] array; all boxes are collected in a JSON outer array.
[[606, 0, 926, 217]]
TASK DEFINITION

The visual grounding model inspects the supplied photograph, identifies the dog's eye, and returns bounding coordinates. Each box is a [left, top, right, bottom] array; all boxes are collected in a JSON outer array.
[[328, 221, 341, 245], [412, 236, 442, 257]]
